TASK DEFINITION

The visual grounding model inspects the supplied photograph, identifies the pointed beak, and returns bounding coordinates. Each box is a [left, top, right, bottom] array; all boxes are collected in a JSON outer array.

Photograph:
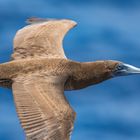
[[113, 63, 140, 76], [124, 64, 140, 74]]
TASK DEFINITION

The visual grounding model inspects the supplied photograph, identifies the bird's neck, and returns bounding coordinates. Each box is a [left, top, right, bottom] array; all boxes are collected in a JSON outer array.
[[65, 61, 112, 90]]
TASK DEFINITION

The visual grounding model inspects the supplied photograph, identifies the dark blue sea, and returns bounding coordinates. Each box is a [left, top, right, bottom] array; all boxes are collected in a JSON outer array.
[[0, 0, 140, 140]]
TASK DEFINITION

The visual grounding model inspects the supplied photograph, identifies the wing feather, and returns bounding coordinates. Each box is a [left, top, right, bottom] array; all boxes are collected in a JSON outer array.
[[12, 18, 77, 60], [12, 75, 76, 140], [26, 17, 59, 24]]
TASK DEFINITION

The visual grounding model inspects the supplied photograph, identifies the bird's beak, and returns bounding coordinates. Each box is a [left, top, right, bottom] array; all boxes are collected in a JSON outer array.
[[113, 63, 140, 76]]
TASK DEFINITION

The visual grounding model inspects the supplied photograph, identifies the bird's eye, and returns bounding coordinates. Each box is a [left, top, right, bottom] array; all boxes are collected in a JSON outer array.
[[116, 64, 124, 71], [117, 65, 123, 70]]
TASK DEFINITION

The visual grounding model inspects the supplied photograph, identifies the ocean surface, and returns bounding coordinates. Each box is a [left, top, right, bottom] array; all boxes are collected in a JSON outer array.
[[0, 0, 140, 140]]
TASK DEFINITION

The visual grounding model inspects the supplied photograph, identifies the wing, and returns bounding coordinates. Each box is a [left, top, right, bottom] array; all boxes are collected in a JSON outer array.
[[12, 18, 77, 60], [12, 75, 76, 140]]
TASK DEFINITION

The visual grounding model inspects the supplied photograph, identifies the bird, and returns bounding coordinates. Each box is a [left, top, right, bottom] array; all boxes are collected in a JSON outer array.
[[0, 17, 140, 140]]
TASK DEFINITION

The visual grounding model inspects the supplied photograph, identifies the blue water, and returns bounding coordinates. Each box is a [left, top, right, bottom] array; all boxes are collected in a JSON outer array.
[[0, 0, 140, 140]]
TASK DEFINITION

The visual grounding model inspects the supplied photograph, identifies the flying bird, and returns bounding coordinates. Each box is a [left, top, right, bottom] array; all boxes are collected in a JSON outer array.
[[0, 18, 140, 140]]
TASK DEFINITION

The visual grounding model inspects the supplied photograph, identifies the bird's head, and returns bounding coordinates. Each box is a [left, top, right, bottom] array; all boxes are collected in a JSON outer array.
[[105, 60, 140, 78]]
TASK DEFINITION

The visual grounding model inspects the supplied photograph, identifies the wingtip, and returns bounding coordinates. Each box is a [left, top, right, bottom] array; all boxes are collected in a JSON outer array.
[[26, 17, 56, 24], [26, 17, 77, 27]]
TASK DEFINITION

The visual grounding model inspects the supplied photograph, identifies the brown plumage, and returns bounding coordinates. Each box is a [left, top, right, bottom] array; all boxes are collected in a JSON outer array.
[[0, 18, 140, 140]]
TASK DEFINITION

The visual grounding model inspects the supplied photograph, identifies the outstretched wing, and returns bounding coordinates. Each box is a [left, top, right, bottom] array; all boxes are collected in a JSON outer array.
[[12, 75, 76, 140], [12, 18, 77, 60]]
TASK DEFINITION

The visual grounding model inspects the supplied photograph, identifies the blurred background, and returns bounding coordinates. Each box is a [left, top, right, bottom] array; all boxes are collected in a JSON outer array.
[[0, 0, 140, 140]]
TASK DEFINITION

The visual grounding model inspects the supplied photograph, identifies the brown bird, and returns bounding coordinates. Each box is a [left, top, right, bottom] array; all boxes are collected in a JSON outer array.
[[0, 17, 140, 140]]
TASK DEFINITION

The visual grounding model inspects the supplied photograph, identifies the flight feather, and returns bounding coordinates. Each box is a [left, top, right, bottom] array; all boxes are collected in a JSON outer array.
[[12, 18, 77, 60], [12, 75, 76, 140]]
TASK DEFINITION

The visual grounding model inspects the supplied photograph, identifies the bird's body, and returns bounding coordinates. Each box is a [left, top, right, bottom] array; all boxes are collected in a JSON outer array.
[[0, 18, 140, 140], [0, 58, 70, 79], [0, 58, 118, 90]]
